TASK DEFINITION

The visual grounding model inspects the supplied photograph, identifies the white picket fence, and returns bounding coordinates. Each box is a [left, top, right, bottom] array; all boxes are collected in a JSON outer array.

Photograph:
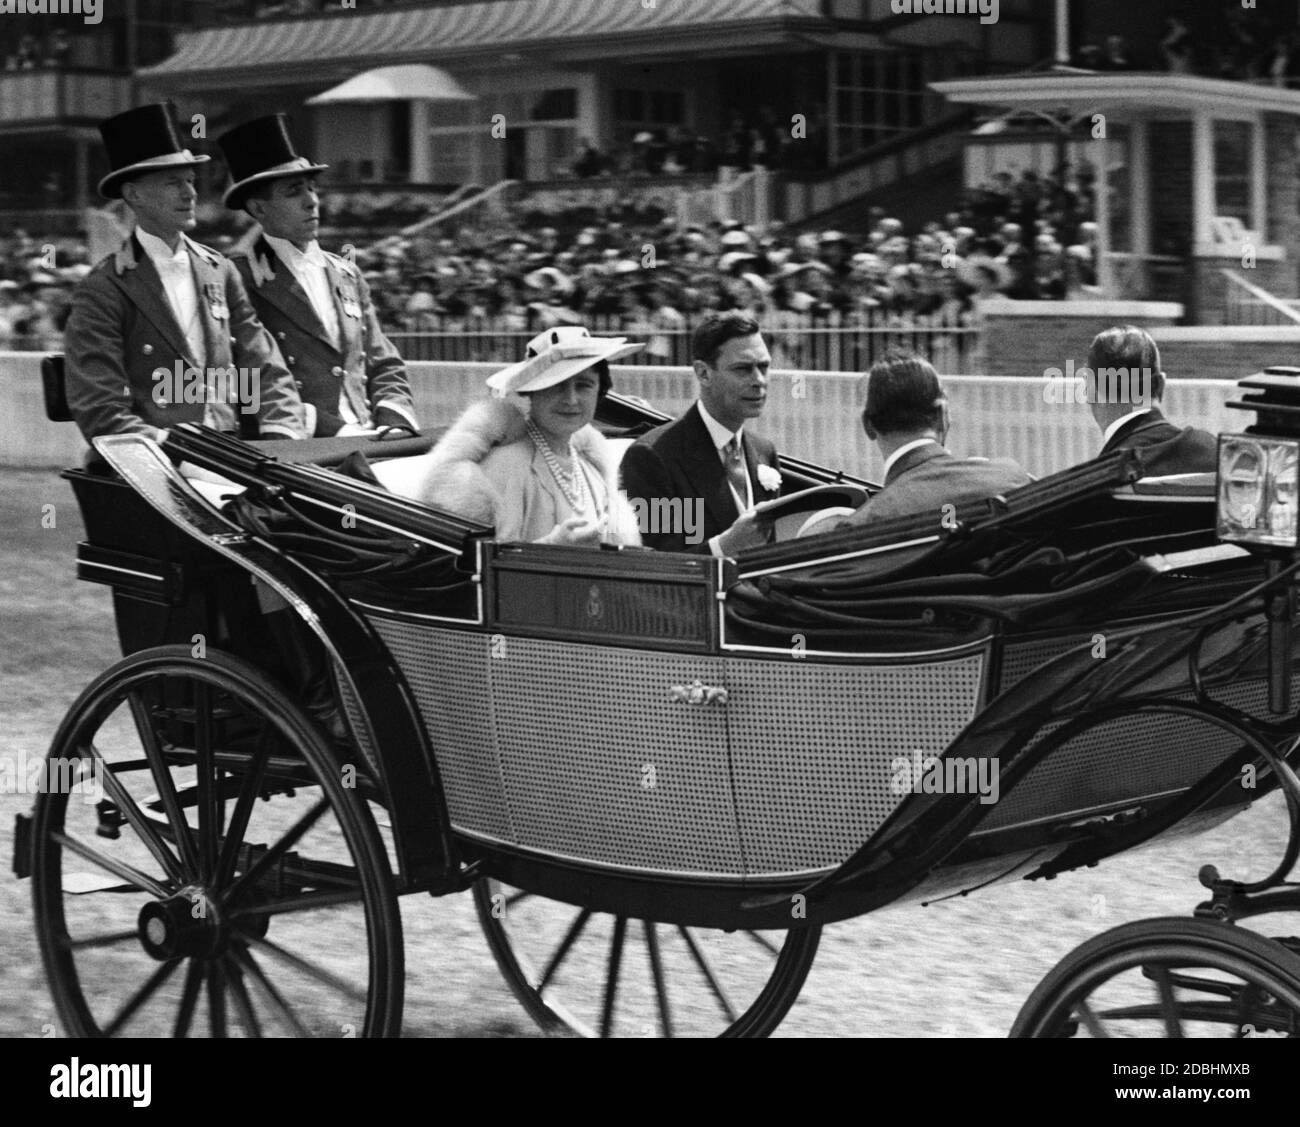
[[3, 351, 1240, 478]]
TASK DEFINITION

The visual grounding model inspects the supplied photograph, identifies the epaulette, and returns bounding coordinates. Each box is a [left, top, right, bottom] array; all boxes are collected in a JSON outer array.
[[324, 249, 361, 280]]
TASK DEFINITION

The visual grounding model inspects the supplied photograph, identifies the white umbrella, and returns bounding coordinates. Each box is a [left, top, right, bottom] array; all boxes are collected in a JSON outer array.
[[307, 64, 475, 104]]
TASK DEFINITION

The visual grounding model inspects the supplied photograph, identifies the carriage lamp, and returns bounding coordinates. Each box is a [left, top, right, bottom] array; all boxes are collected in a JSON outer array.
[[1221, 367, 1300, 713], [1216, 434, 1300, 548]]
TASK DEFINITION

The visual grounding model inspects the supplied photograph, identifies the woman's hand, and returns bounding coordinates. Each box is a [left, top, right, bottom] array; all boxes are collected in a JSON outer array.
[[540, 516, 604, 546]]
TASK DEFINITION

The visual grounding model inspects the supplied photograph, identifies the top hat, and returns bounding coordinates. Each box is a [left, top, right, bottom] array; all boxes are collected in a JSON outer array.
[[216, 114, 327, 211], [97, 103, 210, 200]]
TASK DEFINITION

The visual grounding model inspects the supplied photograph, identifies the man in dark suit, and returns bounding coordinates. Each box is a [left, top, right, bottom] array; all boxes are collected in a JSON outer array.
[[620, 312, 781, 554], [218, 115, 418, 438], [64, 103, 307, 446], [1086, 325, 1217, 475], [822, 351, 1032, 529]]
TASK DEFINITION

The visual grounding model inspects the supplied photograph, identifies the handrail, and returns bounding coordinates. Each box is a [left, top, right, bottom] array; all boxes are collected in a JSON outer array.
[[1221, 268, 1300, 326], [366, 180, 520, 253]]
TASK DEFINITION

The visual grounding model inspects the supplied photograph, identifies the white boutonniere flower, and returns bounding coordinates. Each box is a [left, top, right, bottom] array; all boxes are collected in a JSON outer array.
[[757, 464, 782, 492]]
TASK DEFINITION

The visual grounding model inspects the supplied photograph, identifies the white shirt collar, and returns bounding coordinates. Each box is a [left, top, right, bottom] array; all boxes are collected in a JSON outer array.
[[882, 437, 942, 480], [697, 400, 743, 453], [135, 226, 187, 265], [1102, 407, 1158, 449], [265, 234, 326, 270]]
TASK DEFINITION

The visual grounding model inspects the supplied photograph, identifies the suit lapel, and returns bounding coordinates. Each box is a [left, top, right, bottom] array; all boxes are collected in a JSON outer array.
[[185, 236, 226, 370], [324, 255, 353, 352], [252, 237, 337, 351], [886, 442, 949, 485], [679, 405, 739, 531], [110, 237, 194, 365]]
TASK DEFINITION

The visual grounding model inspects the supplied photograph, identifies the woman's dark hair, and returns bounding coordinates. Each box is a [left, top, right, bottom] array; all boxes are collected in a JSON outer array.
[[523, 359, 612, 402]]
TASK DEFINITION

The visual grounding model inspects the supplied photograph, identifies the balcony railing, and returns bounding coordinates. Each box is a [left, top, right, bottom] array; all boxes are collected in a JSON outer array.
[[0, 68, 132, 125]]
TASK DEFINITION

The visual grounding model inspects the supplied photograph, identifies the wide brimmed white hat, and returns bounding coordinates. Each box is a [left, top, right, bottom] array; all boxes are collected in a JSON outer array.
[[487, 326, 644, 396]]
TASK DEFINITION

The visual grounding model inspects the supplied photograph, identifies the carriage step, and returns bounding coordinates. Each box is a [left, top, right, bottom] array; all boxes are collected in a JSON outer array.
[[12, 813, 32, 879]]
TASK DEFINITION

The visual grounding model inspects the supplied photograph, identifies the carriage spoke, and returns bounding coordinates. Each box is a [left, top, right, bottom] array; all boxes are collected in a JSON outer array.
[[743, 930, 780, 957], [86, 740, 185, 886], [505, 890, 533, 908], [1149, 966, 1184, 1038], [1074, 999, 1110, 1038], [215, 730, 270, 888], [1236, 984, 1262, 1037], [538, 909, 593, 993], [173, 959, 203, 1039], [63, 929, 139, 951], [207, 958, 228, 1038], [224, 956, 263, 1038], [103, 958, 180, 1037], [129, 687, 201, 880], [644, 922, 674, 1038], [242, 934, 368, 1005], [599, 916, 628, 1039], [54, 831, 170, 900], [224, 799, 329, 904], [194, 683, 221, 883], [677, 926, 738, 1024], [229, 944, 311, 1037]]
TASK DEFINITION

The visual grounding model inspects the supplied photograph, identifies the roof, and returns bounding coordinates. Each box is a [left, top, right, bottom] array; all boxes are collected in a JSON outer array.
[[932, 71, 1300, 118], [140, 0, 827, 89]]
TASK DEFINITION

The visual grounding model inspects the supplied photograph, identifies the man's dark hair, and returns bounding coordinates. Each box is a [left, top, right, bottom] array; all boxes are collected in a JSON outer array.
[[1087, 324, 1166, 401], [692, 311, 761, 366], [862, 350, 946, 435]]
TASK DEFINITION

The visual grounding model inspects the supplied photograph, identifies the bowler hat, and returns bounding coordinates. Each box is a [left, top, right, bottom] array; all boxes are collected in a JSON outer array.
[[97, 103, 210, 200], [216, 114, 327, 210]]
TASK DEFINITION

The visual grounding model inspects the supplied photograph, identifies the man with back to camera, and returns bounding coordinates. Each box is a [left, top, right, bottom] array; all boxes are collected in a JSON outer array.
[[1083, 324, 1217, 475], [804, 350, 1033, 532], [620, 311, 783, 554], [63, 103, 307, 447], [217, 114, 419, 439]]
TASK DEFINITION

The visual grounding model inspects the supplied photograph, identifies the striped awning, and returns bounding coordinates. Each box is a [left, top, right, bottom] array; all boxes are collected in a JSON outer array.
[[141, 0, 828, 89]]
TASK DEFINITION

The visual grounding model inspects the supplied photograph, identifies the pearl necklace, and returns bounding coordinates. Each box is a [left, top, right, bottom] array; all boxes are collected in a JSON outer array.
[[527, 419, 594, 516]]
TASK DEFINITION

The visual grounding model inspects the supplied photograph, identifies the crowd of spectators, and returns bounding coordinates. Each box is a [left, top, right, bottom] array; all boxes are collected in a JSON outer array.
[[0, 166, 1096, 367], [2, 30, 71, 71]]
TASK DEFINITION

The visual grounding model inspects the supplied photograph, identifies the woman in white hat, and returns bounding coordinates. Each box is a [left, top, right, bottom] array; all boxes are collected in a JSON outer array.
[[391, 327, 644, 546]]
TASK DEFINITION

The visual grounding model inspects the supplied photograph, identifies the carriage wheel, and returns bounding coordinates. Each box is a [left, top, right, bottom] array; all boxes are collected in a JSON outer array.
[[1012, 918, 1300, 1038], [473, 878, 821, 1037], [31, 645, 403, 1037]]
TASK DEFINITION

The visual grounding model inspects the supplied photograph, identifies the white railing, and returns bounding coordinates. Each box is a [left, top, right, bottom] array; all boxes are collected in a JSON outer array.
[[5, 350, 1238, 477]]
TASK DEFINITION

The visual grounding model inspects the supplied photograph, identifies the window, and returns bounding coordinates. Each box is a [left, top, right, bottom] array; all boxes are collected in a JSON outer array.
[[1214, 120, 1252, 228]]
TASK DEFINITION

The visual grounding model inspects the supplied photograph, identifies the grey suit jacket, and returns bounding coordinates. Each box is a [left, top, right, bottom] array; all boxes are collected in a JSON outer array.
[[63, 234, 307, 445], [841, 442, 1033, 526], [231, 236, 416, 437]]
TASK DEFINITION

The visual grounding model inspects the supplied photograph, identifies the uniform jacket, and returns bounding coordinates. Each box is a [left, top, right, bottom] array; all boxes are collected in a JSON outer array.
[[412, 398, 642, 545], [1099, 408, 1218, 476], [231, 235, 416, 437], [840, 441, 1033, 526], [619, 403, 782, 553], [64, 233, 307, 444]]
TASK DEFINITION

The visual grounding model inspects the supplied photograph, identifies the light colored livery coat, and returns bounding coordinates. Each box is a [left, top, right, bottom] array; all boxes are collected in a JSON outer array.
[[415, 398, 642, 545]]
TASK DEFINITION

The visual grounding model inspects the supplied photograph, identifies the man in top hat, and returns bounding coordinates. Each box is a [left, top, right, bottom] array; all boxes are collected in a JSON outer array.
[[63, 103, 307, 446], [620, 311, 782, 554], [218, 114, 418, 438]]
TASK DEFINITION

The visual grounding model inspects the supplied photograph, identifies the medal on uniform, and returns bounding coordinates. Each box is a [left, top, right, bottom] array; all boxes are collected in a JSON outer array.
[[339, 285, 362, 319], [205, 283, 229, 321]]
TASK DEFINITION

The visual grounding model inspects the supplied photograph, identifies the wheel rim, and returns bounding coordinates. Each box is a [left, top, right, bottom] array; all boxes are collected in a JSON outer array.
[[474, 878, 820, 1037], [32, 646, 403, 1037], [1013, 919, 1300, 1038]]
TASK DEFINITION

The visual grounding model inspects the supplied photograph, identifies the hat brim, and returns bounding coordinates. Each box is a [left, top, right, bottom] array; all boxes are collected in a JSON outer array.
[[224, 158, 329, 209], [487, 341, 645, 395], [98, 151, 211, 200]]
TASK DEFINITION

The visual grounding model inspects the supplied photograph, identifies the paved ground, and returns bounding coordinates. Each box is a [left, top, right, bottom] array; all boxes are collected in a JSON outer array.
[[0, 468, 1289, 1038]]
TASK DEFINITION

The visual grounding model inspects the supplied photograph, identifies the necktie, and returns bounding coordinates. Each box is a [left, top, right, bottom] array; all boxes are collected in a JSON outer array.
[[724, 436, 749, 510]]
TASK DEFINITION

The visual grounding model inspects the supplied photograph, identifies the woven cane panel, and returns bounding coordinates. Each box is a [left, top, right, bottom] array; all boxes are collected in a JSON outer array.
[[985, 638, 1299, 831], [491, 639, 744, 876], [366, 618, 509, 839], [728, 655, 986, 876], [332, 667, 381, 780]]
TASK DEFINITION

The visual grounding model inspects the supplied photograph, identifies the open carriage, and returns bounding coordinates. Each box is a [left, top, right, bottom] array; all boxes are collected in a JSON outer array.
[[15, 362, 1300, 1038]]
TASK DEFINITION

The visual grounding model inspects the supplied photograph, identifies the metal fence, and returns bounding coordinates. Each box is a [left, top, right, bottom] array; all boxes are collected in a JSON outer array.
[[390, 310, 981, 375]]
